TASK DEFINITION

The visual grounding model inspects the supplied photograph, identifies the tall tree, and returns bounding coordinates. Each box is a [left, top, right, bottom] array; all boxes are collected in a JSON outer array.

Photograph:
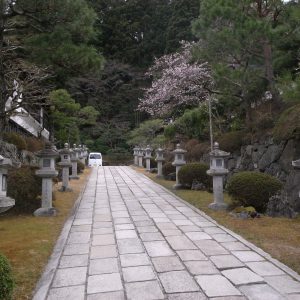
[[90, 0, 171, 67], [0, 0, 104, 136], [165, 0, 200, 53], [192, 0, 300, 123]]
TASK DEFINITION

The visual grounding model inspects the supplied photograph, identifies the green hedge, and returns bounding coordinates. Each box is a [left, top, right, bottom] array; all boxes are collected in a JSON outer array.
[[178, 163, 211, 188], [7, 166, 41, 213], [162, 162, 176, 177], [0, 253, 14, 300], [227, 171, 283, 212]]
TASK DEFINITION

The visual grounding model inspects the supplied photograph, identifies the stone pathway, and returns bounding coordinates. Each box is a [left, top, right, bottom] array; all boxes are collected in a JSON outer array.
[[34, 166, 300, 300]]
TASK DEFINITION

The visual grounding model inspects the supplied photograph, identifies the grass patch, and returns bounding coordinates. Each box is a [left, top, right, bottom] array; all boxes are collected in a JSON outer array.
[[0, 168, 91, 300], [138, 168, 300, 275]]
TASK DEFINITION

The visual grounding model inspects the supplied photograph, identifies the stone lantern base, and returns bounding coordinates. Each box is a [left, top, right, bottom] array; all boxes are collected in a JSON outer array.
[[173, 183, 182, 190], [34, 207, 57, 217], [0, 196, 15, 213], [208, 202, 228, 211], [58, 186, 72, 192]]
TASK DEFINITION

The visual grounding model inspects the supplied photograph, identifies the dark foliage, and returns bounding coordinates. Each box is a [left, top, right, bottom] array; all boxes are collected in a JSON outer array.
[[0, 253, 14, 300], [178, 163, 211, 188], [227, 171, 283, 212], [7, 166, 42, 213]]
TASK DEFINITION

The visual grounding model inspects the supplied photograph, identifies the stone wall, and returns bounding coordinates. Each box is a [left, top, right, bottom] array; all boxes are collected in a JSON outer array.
[[0, 140, 38, 166], [224, 137, 300, 212]]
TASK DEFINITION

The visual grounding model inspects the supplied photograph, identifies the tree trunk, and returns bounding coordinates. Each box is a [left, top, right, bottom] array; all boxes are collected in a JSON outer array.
[[0, 0, 7, 139], [263, 39, 282, 111]]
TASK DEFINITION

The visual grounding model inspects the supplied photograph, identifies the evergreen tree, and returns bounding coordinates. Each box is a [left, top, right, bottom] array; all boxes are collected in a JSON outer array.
[[90, 0, 171, 67], [192, 0, 300, 124], [165, 0, 200, 53]]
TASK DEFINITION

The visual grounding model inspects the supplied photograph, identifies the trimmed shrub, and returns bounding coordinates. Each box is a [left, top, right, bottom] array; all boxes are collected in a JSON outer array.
[[274, 104, 300, 141], [77, 161, 85, 173], [3, 132, 27, 151], [7, 166, 41, 213], [0, 253, 14, 300], [227, 171, 283, 212], [162, 162, 176, 178], [218, 131, 244, 153], [178, 163, 211, 189]]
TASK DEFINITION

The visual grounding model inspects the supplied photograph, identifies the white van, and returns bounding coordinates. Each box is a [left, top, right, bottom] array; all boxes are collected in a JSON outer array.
[[88, 152, 102, 167]]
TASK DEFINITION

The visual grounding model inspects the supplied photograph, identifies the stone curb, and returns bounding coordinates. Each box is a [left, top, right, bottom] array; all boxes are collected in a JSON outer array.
[[139, 171, 300, 282], [32, 175, 90, 300]]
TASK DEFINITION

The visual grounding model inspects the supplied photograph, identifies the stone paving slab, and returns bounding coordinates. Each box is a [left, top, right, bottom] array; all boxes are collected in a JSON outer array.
[[33, 166, 300, 300]]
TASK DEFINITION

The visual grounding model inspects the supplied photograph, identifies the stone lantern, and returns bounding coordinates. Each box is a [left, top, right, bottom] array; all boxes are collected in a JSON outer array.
[[34, 143, 59, 216], [207, 142, 230, 210], [155, 147, 165, 178], [58, 143, 72, 192], [172, 144, 187, 189], [144, 145, 152, 171], [70, 144, 79, 179], [78, 145, 85, 165], [133, 146, 139, 166], [82, 145, 88, 165], [138, 147, 144, 168], [0, 155, 15, 213]]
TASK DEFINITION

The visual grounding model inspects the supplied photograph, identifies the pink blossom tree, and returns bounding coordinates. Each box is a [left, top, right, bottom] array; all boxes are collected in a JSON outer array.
[[138, 42, 213, 117]]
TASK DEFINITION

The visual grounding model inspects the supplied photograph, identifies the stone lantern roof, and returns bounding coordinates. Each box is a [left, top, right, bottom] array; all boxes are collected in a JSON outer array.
[[292, 159, 300, 169], [173, 144, 187, 155], [0, 155, 13, 168], [36, 142, 59, 158], [59, 143, 70, 155], [209, 142, 230, 158]]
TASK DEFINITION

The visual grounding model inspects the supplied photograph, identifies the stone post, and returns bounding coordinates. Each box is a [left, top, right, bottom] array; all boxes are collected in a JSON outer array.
[[70, 144, 79, 179], [145, 145, 152, 171], [133, 146, 139, 166], [172, 144, 187, 189], [292, 159, 300, 199], [155, 147, 165, 178], [0, 155, 15, 213], [207, 142, 230, 211], [138, 147, 144, 167], [58, 143, 72, 192], [34, 143, 59, 217]]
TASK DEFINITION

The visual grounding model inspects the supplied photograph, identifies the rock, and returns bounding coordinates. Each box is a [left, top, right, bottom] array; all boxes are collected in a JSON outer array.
[[266, 191, 298, 218], [165, 172, 176, 181], [191, 180, 206, 191], [284, 170, 300, 211], [258, 144, 282, 171]]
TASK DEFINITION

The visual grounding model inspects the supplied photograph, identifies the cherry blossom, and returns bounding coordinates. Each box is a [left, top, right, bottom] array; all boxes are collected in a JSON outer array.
[[138, 42, 213, 117]]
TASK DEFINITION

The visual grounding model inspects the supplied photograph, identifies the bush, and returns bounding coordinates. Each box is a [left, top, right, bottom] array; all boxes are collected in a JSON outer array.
[[178, 163, 211, 188], [23, 137, 44, 152], [218, 131, 244, 153], [7, 166, 41, 213], [274, 104, 300, 141], [3, 132, 27, 151], [143, 157, 157, 169], [0, 253, 14, 300], [190, 143, 210, 161], [77, 161, 85, 173], [227, 171, 283, 212], [162, 162, 176, 178]]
